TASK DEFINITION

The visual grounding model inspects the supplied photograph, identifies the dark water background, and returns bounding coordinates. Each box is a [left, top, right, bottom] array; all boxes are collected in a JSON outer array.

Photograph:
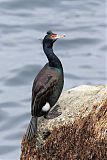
[[0, 0, 106, 159]]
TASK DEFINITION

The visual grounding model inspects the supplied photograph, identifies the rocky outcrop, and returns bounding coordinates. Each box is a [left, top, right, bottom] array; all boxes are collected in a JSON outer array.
[[21, 85, 107, 160]]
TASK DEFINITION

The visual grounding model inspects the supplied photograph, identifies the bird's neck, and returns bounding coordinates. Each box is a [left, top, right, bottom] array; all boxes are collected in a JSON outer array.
[[43, 42, 63, 69]]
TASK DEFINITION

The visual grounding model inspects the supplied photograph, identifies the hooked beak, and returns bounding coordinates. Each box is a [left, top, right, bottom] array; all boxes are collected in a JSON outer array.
[[51, 34, 65, 39], [55, 34, 65, 39]]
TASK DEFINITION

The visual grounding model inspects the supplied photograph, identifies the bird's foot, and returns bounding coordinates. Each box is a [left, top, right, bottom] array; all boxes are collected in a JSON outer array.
[[44, 104, 62, 119]]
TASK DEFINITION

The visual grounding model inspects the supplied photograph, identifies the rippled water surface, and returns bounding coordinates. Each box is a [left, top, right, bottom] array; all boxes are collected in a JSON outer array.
[[0, 0, 106, 159]]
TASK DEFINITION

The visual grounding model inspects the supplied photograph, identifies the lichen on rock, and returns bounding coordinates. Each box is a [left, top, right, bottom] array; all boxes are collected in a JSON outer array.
[[20, 85, 107, 160]]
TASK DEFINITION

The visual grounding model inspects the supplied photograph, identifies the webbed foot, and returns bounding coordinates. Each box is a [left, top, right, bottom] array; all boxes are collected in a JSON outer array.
[[44, 104, 62, 119]]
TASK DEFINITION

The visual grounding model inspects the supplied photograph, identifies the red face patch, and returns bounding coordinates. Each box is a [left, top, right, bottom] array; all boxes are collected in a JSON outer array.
[[50, 34, 57, 39]]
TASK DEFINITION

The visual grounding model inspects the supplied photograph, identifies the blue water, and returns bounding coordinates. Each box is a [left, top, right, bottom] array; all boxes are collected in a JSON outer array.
[[0, 0, 106, 159]]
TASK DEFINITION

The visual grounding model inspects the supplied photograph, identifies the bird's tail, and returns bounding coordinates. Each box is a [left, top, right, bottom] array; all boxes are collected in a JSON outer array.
[[25, 116, 37, 141]]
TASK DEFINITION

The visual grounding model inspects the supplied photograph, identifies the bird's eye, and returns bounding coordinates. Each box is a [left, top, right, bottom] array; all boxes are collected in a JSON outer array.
[[50, 34, 57, 39]]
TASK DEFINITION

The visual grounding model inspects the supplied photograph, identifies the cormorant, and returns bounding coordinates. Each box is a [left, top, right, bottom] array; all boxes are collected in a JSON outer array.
[[25, 31, 65, 140]]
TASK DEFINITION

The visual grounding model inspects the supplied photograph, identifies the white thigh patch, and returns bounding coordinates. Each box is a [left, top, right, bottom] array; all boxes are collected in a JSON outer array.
[[42, 102, 50, 112]]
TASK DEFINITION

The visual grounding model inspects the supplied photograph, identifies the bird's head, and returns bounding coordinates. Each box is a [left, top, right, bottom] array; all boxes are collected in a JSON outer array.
[[43, 31, 65, 47]]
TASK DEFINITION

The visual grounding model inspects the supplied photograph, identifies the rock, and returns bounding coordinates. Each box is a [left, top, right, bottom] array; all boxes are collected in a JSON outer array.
[[20, 85, 107, 160]]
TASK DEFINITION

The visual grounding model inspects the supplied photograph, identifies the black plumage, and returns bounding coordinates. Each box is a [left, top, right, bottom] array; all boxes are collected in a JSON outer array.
[[25, 31, 65, 140]]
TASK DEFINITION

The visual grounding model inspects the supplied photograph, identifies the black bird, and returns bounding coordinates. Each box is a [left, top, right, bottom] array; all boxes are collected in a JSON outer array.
[[25, 31, 65, 140]]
